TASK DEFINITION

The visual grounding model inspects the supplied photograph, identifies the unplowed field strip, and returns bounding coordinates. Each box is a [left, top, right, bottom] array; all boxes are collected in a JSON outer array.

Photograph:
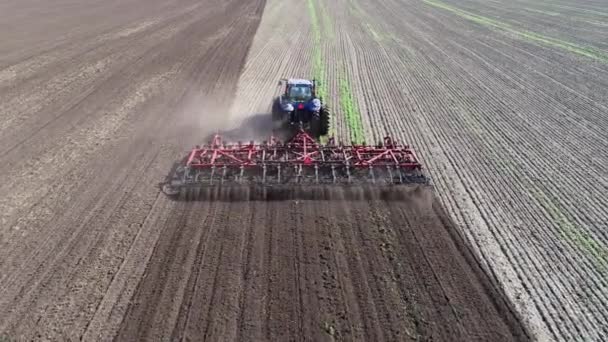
[[356, 1, 608, 339], [117, 187, 528, 341], [228, 0, 608, 340]]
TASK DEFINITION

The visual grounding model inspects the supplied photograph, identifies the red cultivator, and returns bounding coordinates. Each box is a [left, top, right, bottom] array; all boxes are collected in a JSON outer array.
[[162, 129, 429, 200]]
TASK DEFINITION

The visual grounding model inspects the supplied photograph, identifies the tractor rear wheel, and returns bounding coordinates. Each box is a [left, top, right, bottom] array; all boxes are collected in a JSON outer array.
[[310, 114, 321, 138], [320, 106, 330, 136]]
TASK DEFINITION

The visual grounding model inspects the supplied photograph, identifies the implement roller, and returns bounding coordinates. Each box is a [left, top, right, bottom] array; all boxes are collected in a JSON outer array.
[[162, 128, 430, 201]]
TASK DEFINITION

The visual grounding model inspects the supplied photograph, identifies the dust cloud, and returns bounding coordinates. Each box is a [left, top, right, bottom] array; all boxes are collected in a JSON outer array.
[[170, 86, 275, 148]]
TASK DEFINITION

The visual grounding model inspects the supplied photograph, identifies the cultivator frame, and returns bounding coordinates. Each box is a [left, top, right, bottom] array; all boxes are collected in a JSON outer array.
[[162, 129, 428, 199]]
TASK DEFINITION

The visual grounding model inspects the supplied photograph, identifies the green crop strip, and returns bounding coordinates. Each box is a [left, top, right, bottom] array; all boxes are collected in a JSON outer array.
[[338, 68, 365, 144], [458, 105, 608, 270], [307, 0, 326, 99], [424, 0, 608, 63], [531, 188, 608, 272], [307, 0, 334, 140], [308, 0, 366, 142], [319, 0, 334, 40]]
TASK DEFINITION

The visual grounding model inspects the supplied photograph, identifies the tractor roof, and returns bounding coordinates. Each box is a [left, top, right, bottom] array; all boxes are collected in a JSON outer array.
[[287, 78, 313, 86]]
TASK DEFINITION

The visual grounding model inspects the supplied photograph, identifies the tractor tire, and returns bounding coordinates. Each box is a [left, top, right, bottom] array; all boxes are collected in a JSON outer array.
[[310, 115, 321, 138], [320, 106, 330, 136]]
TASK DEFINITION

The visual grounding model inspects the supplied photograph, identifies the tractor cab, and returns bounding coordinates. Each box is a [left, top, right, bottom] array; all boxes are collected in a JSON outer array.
[[282, 78, 316, 102], [287, 84, 313, 101]]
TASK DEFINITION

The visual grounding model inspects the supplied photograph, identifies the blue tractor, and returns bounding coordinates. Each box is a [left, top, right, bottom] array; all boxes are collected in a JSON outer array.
[[272, 78, 330, 139]]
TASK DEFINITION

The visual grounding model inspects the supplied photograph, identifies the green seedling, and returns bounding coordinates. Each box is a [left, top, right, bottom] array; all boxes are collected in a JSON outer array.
[[338, 68, 365, 144], [531, 188, 608, 272], [424, 0, 608, 63]]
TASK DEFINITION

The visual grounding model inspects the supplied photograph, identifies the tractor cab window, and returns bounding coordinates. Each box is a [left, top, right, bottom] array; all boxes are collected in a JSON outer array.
[[288, 85, 312, 101]]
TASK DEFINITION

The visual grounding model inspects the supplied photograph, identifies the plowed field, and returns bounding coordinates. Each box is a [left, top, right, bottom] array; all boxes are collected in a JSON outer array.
[[1, 0, 606, 340], [0, 0, 266, 339], [115, 187, 526, 341]]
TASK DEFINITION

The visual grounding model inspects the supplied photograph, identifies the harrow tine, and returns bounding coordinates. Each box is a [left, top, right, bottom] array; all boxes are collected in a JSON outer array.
[[387, 165, 393, 183], [331, 165, 336, 183], [182, 167, 189, 184], [210, 166, 215, 185], [346, 162, 351, 183], [296, 164, 301, 183], [263, 164, 267, 184], [193, 170, 199, 183], [222, 166, 227, 184], [315, 164, 319, 184], [369, 165, 375, 183]]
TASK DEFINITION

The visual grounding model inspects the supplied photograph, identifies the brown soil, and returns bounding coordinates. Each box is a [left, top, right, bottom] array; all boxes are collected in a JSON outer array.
[[0, 0, 266, 340], [116, 186, 529, 341], [0, 0, 532, 340]]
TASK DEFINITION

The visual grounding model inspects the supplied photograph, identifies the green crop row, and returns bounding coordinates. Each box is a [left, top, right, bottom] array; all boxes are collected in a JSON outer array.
[[338, 68, 365, 144], [307, 0, 367, 142], [307, 0, 326, 98], [531, 188, 608, 273], [424, 0, 608, 63], [307, 0, 333, 140]]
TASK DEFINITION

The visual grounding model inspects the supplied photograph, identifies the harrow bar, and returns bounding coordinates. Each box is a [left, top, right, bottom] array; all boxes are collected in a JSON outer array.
[[163, 129, 428, 197]]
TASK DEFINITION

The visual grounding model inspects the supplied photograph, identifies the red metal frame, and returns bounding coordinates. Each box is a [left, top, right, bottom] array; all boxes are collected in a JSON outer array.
[[184, 130, 422, 171]]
